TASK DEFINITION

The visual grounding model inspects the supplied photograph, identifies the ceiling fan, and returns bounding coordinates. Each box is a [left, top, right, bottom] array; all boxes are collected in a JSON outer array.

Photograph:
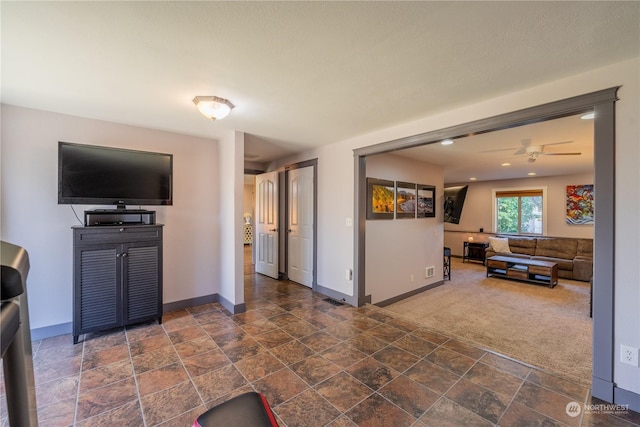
[[482, 139, 582, 163], [523, 144, 582, 163]]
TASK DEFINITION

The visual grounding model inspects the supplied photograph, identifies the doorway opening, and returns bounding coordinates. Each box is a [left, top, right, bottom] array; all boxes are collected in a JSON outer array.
[[253, 159, 319, 289], [243, 173, 257, 275], [353, 87, 618, 401]]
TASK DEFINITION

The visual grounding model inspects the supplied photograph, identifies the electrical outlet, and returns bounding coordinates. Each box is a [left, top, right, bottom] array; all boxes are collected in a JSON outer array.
[[620, 345, 639, 367], [410, 274, 414, 283]]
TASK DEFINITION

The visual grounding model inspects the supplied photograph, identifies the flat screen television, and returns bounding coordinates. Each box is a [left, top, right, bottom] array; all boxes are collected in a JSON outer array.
[[58, 141, 173, 208], [444, 185, 468, 224]]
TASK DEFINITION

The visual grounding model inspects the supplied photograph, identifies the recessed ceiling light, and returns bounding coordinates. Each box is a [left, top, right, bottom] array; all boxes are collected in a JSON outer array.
[[581, 112, 595, 120], [528, 172, 536, 176], [441, 139, 454, 146], [501, 162, 511, 166], [469, 177, 477, 181]]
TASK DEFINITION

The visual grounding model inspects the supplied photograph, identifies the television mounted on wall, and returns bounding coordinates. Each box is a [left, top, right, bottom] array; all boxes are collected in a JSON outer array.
[[58, 142, 173, 208], [444, 185, 468, 224]]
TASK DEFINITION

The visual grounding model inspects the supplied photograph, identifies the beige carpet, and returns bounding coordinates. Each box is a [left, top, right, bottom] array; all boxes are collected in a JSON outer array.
[[381, 257, 592, 385]]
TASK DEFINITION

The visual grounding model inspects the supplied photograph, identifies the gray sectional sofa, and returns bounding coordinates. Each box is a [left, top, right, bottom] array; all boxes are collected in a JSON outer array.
[[484, 236, 593, 282]]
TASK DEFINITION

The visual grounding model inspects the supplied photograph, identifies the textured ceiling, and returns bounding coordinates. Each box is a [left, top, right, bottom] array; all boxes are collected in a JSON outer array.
[[2, 2, 638, 169]]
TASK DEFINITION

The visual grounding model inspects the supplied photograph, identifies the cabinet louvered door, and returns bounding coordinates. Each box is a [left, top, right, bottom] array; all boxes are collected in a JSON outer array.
[[74, 245, 121, 341], [73, 225, 163, 344], [123, 243, 162, 324]]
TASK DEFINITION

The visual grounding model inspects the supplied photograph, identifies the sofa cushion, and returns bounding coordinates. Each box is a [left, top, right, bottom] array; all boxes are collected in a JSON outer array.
[[534, 238, 577, 260], [576, 239, 593, 258], [573, 257, 593, 281], [488, 237, 511, 253], [505, 237, 537, 256]]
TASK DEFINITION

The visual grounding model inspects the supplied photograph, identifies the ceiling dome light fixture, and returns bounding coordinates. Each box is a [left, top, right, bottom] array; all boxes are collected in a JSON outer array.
[[440, 139, 454, 146], [193, 96, 235, 120], [580, 112, 595, 120]]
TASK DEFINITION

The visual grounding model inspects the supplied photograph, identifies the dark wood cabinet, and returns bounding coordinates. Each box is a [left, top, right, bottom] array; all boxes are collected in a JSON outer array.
[[73, 225, 163, 343]]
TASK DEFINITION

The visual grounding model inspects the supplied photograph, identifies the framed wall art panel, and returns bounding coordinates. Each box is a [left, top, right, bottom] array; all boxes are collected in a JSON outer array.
[[396, 181, 417, 218], [566, 184, 594, 225], [366, 178, 395, 220], [417, 184, 436, 218]]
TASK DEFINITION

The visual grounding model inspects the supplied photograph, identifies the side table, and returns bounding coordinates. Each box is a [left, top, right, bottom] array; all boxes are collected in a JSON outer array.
[[463, 241, 489, 265]]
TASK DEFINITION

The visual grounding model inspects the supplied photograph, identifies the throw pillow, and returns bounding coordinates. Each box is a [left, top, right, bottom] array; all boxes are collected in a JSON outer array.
[[489, 237, 511, 253]]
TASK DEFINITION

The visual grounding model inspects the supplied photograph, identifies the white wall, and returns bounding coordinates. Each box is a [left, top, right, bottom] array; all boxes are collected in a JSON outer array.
[[217, 131, 245, 309], [444, 173, 594, 256], [611, 62, 640, 393], [277, 57, 640, 394], [365, 153, 444, 304], [0, 105, 221, 331]]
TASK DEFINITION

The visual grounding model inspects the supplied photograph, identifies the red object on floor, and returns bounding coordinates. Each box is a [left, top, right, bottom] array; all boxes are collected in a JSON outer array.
[[193, 392, 279, 427]]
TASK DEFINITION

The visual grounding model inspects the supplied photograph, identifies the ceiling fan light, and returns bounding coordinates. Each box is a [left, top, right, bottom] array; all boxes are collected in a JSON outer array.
[[193, 96, 235, 120], [525, 145, 542, 155]]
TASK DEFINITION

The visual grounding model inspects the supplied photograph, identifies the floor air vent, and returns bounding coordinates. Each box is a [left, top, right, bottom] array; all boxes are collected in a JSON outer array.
[[323, 297, 344, 306]]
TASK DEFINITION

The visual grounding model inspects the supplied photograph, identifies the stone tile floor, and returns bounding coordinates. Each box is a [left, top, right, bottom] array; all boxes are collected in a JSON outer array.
[[3, 273, 640, 426]]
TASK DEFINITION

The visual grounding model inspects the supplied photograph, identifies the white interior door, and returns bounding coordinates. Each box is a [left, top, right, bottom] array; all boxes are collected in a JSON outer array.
[[255, 171, 279, 279], [287, 166, 314, 287]]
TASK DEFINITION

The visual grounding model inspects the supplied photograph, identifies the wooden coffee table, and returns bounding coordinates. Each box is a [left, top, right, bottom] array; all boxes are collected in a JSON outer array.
[[486, 255, 558, 288]]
